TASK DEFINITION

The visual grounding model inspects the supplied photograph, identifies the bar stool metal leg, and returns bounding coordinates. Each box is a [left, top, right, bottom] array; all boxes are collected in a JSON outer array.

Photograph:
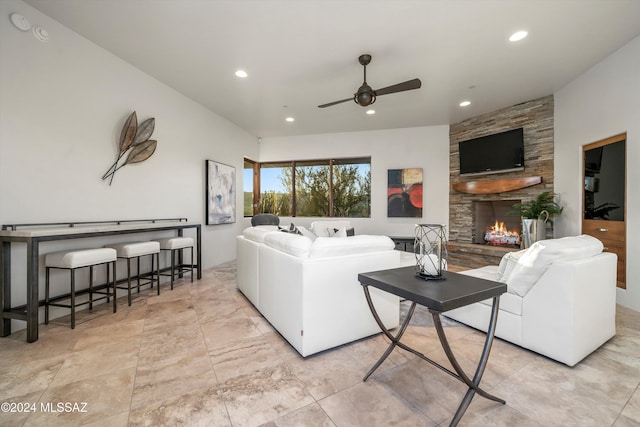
[[170, 249, 176, 290], [89, 265, 94, 310], [153, 253, 160, 295], [126, 258, 132, 306], [70, 268, 76, 329], [45, 267, 50, 325], [136, 256, 141, 292], [112, 259, 117, 313], [190, 247, 194, 282]]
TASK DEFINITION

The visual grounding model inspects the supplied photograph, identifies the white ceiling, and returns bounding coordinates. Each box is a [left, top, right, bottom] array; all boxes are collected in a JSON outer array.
[[23, 0, 640, 138]]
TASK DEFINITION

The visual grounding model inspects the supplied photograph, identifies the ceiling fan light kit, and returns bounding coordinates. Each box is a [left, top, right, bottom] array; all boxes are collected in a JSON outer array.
[[319, 54, 421, 109]]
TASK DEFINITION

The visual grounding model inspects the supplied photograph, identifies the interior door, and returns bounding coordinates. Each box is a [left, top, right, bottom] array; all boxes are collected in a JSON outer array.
[[582, 133, 626, 288]]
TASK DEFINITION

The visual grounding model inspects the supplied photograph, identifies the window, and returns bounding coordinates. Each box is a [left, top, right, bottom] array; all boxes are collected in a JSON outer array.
[[331, 157, 371, 218], [295, 160, 330, 217], [243, 159, 257, 217], [251, 157, 371, 218], [259, 162, 292, 216]]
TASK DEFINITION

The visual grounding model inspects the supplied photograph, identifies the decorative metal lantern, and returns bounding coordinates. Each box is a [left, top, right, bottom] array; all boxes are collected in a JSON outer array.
[[414, 224, 448, 280]]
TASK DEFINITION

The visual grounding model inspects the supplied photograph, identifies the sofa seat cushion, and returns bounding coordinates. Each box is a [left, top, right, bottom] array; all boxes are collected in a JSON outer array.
[[479, 292, 522, 316], [310, 220, 353, 237], [309, 235, 394, 258], [506, 234, 603, 297], [264, 231, 313, 258], [458, 265, 522, 316], [458, 265, 498, 281], [243, 225, 279, 243]]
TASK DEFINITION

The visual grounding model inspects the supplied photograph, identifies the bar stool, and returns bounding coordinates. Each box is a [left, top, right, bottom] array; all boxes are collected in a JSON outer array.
[[105, 241, 160, 307], [45, 248, 117, 329], [158, 237, 194, 289]]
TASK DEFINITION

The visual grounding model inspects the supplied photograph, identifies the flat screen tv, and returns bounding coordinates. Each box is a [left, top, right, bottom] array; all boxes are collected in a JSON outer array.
[[458, 128, 525, 176]]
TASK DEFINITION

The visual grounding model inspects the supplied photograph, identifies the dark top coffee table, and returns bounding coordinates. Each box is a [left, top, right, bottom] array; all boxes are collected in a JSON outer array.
[[358, 266, 507, 427]]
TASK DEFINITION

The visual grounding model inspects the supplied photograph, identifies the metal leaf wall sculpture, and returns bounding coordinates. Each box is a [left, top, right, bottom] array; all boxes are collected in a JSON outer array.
[[102, 111, 157, 185]]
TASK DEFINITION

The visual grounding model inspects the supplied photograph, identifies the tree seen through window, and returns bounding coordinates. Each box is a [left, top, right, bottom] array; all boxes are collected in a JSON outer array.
[[255, 158, 370, 218]]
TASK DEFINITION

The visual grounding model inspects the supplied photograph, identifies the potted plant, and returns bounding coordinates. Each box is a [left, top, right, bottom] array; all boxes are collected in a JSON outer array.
[[509, 191, 563, 247]]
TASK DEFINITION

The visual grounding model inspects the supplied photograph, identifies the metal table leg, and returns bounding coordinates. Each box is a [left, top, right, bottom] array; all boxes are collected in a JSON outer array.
[[26, 239, 39, 343], [1, 240, 11, 337], [432, 296, 505, 425], [362, 284, 417, 381], [362, 285, 505, 427]]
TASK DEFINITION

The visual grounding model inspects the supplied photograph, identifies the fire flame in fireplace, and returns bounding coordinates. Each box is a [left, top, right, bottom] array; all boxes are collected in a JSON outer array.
[[484, 220, 520, 246]]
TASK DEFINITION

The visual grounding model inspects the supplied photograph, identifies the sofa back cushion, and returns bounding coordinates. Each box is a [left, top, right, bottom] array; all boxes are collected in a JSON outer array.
[[496, 249, 526, 282], [310, 220, 353, 237], [309, 235, 394, 258], [505, 234, 603, 296], [296, 225, 318, 241], [242, 225, 279, 243], [264, 231, 313, 258]]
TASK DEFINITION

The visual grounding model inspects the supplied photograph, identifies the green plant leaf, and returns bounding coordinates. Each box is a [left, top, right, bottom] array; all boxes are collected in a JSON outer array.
[[508, 191, 563, 223]]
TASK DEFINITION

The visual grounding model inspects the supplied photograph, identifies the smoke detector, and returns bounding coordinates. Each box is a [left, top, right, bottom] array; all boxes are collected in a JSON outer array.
[[10, 13, 31, 31]]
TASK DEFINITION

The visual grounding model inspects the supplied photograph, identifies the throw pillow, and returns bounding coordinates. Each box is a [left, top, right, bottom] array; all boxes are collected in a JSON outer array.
[[297, 225, 317, 241], [279, 223, 302, 235], [496, 249, 526, 282], [328, 227, 347, 238], [507, 234, 603, 296], [331, 227, 355, 236], [310, 221, 352, 237]]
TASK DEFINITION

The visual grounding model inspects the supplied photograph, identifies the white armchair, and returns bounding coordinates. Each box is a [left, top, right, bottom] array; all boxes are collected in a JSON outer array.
[[445, 235, 617, 366]]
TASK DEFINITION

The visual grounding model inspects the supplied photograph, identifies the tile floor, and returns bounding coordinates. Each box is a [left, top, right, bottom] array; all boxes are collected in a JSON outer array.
[[1, 261, 639, 426]]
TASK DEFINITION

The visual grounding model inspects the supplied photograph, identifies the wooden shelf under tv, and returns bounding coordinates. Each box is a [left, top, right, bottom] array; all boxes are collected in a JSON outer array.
[[452, 176, 542, 194]]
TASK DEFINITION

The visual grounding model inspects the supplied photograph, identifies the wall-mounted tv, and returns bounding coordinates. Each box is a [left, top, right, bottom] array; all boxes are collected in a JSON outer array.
[[458, 128, 525, 176]]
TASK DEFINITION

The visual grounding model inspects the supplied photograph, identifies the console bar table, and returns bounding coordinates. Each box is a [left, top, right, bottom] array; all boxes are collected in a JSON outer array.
[[1, 219, 202, 342], [358, 266, 506, 426]]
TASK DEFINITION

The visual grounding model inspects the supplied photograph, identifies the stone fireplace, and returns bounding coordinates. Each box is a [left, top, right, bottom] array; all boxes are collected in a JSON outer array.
[[473, 200, 520, 247], [447, 95, 555, 268]]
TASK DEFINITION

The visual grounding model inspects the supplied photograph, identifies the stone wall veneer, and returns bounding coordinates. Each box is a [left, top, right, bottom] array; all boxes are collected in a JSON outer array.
[[448, 95, 554, 264]]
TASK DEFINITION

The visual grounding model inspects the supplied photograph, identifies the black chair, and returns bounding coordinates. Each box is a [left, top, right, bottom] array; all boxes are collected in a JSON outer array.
[[251, 214, 280, 226]]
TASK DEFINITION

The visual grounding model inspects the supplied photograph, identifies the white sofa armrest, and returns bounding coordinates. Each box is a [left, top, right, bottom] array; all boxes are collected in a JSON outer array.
[[258, 245, 411, 356], [522, 252, 617, 366], [236, 236, 261, 308]]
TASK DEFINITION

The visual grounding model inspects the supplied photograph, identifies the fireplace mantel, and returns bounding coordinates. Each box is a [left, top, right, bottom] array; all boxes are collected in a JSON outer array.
[[452, 176, 542, 195]]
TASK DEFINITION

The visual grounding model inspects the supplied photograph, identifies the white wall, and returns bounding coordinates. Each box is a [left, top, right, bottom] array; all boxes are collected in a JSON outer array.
[[258, 126, 450, 237], [554, 35, 640, 311], [0, 1, 258, 315]]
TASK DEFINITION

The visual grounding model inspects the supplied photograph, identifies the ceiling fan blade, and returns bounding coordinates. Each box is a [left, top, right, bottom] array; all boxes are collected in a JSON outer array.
[[318, 97, 353, 108], [374, 78, 422, 96]]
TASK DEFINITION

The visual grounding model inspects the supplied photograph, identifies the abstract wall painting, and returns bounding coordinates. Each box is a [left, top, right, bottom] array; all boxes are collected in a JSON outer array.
[[387, 168, 423, 217], [206, 160, 236, 225]]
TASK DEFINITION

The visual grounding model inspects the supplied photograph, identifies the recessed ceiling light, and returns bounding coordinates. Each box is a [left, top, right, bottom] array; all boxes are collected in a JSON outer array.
[[285, 117, 295, 122], [509, 30, 528, 42], [235, 70, 248, 78], [459, 101, 471, 107], [366, 109, 375, 115]]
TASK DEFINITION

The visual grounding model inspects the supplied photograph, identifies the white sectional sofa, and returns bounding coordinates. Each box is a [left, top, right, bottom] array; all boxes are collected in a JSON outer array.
[[445, 235, 617, 367], [236, 221, 414, 357]]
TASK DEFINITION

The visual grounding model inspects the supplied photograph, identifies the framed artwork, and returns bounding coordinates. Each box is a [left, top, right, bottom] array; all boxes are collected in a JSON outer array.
[[387, 168, 423, 217], [206, 160, 236, 225]]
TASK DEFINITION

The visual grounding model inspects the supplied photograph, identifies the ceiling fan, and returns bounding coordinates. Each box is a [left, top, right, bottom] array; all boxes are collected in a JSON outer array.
[[318, 54, 421, 108]]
